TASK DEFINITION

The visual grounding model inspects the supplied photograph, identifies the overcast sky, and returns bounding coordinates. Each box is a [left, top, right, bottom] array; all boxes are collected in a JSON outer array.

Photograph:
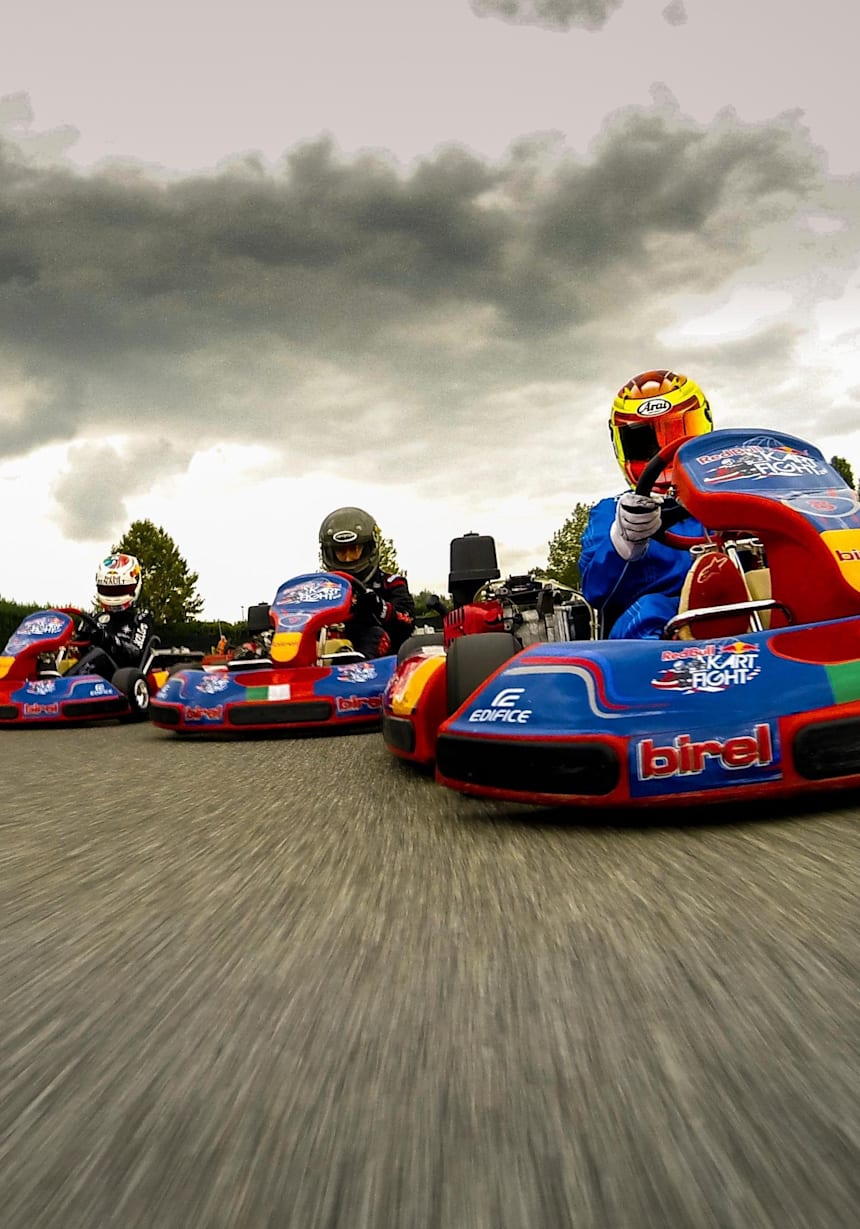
[[2, 0, 859, 618]]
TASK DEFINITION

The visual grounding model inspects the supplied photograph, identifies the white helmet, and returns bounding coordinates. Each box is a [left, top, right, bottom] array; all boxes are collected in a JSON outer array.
[[96, 553, 142, 611]]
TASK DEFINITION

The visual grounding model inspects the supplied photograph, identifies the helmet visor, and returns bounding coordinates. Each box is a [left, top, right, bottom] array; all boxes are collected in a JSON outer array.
[[97, 582, 138, 598]]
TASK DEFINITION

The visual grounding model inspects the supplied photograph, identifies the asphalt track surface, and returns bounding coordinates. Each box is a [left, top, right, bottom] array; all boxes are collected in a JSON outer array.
[[2, 722, 858, 1229]]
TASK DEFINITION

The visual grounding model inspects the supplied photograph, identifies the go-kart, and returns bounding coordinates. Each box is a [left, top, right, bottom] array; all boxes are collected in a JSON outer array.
[[385, 427, 860, 808], [0, 608, 202, 725], [149, 571, 398, 734]]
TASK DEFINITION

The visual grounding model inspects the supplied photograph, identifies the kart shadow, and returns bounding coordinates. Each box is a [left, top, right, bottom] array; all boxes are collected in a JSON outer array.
[[150, 722, 381, 744], [471, 787, 860, 833]]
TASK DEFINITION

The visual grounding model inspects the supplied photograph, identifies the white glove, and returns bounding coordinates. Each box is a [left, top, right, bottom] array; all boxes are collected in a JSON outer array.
[[610, 493, 663, 561]]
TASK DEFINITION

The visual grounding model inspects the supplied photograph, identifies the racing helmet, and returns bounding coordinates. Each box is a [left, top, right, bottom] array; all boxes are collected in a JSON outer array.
[[610, 369, 712, 491], [319, 507, 380, 583], [96, 553, 142, 611]]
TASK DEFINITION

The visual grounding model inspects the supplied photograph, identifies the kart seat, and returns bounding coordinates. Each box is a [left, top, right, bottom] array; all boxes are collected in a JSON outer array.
[[676, 554, 773, 640]]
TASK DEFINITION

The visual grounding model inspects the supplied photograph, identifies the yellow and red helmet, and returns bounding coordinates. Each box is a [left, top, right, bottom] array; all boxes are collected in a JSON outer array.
[[610, 369, 712, 491]]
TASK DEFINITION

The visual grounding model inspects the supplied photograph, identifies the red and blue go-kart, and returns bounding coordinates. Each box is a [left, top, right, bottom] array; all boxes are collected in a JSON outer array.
[[149, 571, 398, 734], [0, 608, 202, 725], [385, 427, 860, 808]]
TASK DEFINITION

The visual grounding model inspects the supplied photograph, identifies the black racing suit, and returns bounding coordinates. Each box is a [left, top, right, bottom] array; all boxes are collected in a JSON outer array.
[[73, 607, 155, 679], [346, 572, 415, 659]]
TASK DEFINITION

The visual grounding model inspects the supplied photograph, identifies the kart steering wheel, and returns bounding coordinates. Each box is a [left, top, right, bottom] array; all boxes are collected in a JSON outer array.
[[634, 437, 710, 549]]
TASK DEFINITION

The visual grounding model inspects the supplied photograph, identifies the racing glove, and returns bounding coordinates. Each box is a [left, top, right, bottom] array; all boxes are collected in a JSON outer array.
[[365, 591, 389, 622], [610, 493, 663, 561], [352, 587, 383, 619]]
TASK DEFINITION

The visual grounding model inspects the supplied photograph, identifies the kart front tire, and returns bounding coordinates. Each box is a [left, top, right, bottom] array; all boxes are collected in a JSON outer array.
[[166, 661, 200, 676], [397, 632, 445, 663], [112, 667, 151, 721], [446, 633, 519, 715]]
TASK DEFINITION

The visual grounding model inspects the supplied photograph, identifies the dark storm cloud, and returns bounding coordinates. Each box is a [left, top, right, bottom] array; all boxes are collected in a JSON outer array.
[[0, 94, 842, 537], [51, 440, 193, 541], [471, 0, 623, 32], [662, 1, 688, 26]]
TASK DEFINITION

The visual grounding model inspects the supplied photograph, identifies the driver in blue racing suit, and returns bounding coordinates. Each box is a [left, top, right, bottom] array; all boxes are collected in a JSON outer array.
[[319, 507, 415, 658], [579, 370, 713, 639]]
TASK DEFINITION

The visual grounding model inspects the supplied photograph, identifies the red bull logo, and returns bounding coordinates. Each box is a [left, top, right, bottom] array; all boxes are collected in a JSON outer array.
[[636, 723, 774, 780]]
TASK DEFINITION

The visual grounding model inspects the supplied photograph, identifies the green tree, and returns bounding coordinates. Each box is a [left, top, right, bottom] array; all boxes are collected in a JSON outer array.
[[830, 455, 856, 489], [534, 502, 594, 590], [413, 588, 445, 619], [377, 530, 402, 575], [112, 519, 204, 623]]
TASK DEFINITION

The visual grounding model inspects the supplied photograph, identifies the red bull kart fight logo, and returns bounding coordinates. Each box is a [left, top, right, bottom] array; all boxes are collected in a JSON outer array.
[[651, 641, 761, 694]]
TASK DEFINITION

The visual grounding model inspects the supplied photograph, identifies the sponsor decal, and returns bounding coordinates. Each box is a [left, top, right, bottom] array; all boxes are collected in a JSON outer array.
[[636, 397, 672, 417], [332, 530, 358, 542], [23, 702, 60, 716], [21, 615, 66, 638], [336, 662, 377, 682], [276, 612, 310, 628], [336, 694, 382, 713], [281, 580, 344, 605], [822, 530, 860, 584], [783, 492, 860, 519], [185, 705, 225, 721], [199, 675, 230, 694], [697, 444, 828, 485], [651, 640, 761, 694], [90, 682, 112, 696], [468, 686, 533, 725], [27, 679, 57, 695], [636, 723, 774, 781], [268, 684, 292, 701]]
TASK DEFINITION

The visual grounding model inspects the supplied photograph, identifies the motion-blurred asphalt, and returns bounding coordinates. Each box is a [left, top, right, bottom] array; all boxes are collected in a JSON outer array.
[[2, 723, 857, 1228]]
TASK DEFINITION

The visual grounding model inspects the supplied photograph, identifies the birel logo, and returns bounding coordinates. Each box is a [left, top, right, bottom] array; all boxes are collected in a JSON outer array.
[[336, 694, 382, 713], [23, 702, 60, 717], [186, 705, 224, 721], [834, 549, 860, 563], [468, 687, 532, 724], [636, 723, 774, 780], [637, 397, 672, 418]]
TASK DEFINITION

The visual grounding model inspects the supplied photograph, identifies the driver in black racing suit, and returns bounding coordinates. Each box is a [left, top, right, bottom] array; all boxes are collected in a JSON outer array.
[[72, 553, 155, 678], [319, 507, 415, 658]]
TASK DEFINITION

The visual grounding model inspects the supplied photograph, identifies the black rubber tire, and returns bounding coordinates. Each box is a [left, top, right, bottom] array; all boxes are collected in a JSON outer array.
[[396, 632, 445, 664], [112, 667, 151, 720], [166, 661, 200, 677], [445, 633, 519, 715]]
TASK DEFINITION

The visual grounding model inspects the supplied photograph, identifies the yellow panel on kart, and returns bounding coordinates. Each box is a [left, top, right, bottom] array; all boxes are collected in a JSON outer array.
[[151, 670, 169, 690], [822, 529, 860, 593], [0, 656, 13, 679], [389, 652, 446, 716], [271, 631, 302, 663]]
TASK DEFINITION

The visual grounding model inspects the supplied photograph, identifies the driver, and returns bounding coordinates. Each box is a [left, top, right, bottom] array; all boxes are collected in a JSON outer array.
[[319, 507, 416, 658], [73, 553, 154, 676], [579, 370, 712, 639]]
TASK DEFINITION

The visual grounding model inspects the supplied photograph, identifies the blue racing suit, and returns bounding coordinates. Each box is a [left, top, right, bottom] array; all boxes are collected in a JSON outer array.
[[579, 495, 705, 639]]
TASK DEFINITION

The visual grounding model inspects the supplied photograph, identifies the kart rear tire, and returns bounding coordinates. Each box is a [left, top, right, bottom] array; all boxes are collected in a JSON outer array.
[[112, 667, 151, 720], [397, 632, 445, 663], [446, 633, 519, 715]]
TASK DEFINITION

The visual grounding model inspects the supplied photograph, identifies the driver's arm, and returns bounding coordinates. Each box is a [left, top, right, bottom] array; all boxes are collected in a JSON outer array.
[[580, 497, 639, 608]]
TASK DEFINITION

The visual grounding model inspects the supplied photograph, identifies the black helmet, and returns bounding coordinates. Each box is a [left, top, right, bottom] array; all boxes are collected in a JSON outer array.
[[319, 506, 380, 582]]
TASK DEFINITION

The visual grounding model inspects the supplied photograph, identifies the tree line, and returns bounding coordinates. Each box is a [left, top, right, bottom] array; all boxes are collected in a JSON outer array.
[[2, 455, 856, 646]]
